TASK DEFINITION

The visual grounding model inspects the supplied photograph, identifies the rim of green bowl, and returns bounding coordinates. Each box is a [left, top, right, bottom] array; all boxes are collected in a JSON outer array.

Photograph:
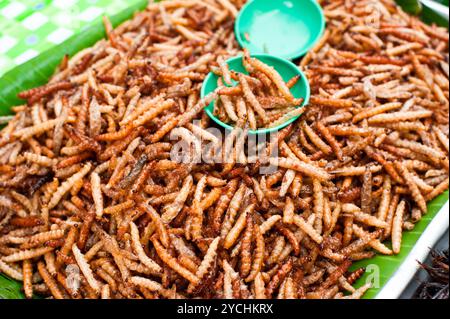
[[234, 0, 326, 61], [201, 53, 310, 135]]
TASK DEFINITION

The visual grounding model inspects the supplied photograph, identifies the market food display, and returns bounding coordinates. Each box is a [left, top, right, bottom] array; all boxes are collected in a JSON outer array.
[[0, 0, 448, 299]]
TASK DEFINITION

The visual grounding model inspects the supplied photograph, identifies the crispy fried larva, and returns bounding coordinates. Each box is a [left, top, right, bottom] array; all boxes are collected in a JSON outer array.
[[249, 57, 293, 101], [23, 260, 33, 299], [133, 100, 175, 128], [22, 229, 66, 249], [187, 123, 219, 145], [236, 96, 248, 121], [93, 229, 129, 282], [342, 204, 388, 229], [130, 276, 184, 299], [254, 272, 266, 299], [310, 96, 353, 108], [361, 168, 372, 215], [267, 236, 286, 266], [13, 119, 59, 141], [331, 165, 383, 177], [37, 261, 65, 299], [178, 255, 198, 275], [312, 179, 324, 233], [269, 107, 305, 128], [368, 110, 433, 124], [293, 215, 323, 244], [2, 247, 54, 263], [152, 237, 199, 285], [342, 282, 372, 299], [316, 122, 343, 160], [282, 196, 295, 224], [129, 222, 162, 274], [101, 284, 111, 299], [23, 152, 57, 167], [223, 260, 235, 299], [278, 169, 295, 198], [90, 172, 103, 218], [303, 122, 332, 155], [238, 73, 268, 124], [103, 200, 135, 215], [377, 176, 392, 221], [197, 236, 220, 278], [245, 223, 265, 283], [322, 196, 332, 232], [218, 56, 232, 86], [224, 204, 254, 249], [317, 260, 352, 296], [220, 183, 247, 239], [392, 201, 406, 254], [84, 241, 103, 262], [339, 229, 383, 258], [283, 277, 296, 299], [266, 258, 293, 298], [434, 127, 449, 153], [48, 163, 92, 209], [77, 210, 95, 251], [270, 157, 331, 181], [170, 234, 199, 264], [394, 162, 427, 213], [89, 96, 101, 137], [161, 175, 193, 224], [178, 91, 219, 127], [72, 244, 100, 294], [353, 102, 402, 123], [200, 187, 222, 210], [388, 138, 445, 161], [188, 236, 220, 293], [218, 0, 238, 16], [364, 146, 403, 184], [55, 226, 77, 269], [352, 225, 392, 255], [189, 174, 207, 240], [142, 204, 170, 249], [239, 213, 254, 277], [425, 178, 449, 201], [260, 215, 282, 235]]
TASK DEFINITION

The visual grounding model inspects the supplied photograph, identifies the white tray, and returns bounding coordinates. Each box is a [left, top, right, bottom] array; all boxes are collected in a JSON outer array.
[[376, 201, 449, 299]]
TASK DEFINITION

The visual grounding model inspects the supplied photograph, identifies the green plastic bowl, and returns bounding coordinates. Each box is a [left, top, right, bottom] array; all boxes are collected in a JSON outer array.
[[235, 0, 326, 60], [201, 54, 310, 135]]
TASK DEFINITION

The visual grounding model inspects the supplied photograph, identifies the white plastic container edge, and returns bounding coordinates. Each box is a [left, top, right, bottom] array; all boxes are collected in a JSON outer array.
[[376, 201, 449, 299]]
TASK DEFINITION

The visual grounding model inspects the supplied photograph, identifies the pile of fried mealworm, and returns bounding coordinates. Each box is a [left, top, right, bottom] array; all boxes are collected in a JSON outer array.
[[0, 0, 448, 299]]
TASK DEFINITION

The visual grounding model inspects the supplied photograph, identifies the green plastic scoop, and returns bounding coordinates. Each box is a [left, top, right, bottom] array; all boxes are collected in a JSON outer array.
[[235, 0, 326, 60], [201, 54, 310, 135]]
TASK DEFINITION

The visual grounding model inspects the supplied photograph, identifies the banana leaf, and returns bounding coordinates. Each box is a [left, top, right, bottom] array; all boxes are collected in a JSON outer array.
[[0, 0, 448, 299], [0, 274, 25, 299], [396, 0, 424, 15]]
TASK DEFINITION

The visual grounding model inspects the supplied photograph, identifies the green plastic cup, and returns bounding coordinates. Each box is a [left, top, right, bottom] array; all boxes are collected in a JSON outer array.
[[201, 54, 310, 135], [235, 0, 326, 60]]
